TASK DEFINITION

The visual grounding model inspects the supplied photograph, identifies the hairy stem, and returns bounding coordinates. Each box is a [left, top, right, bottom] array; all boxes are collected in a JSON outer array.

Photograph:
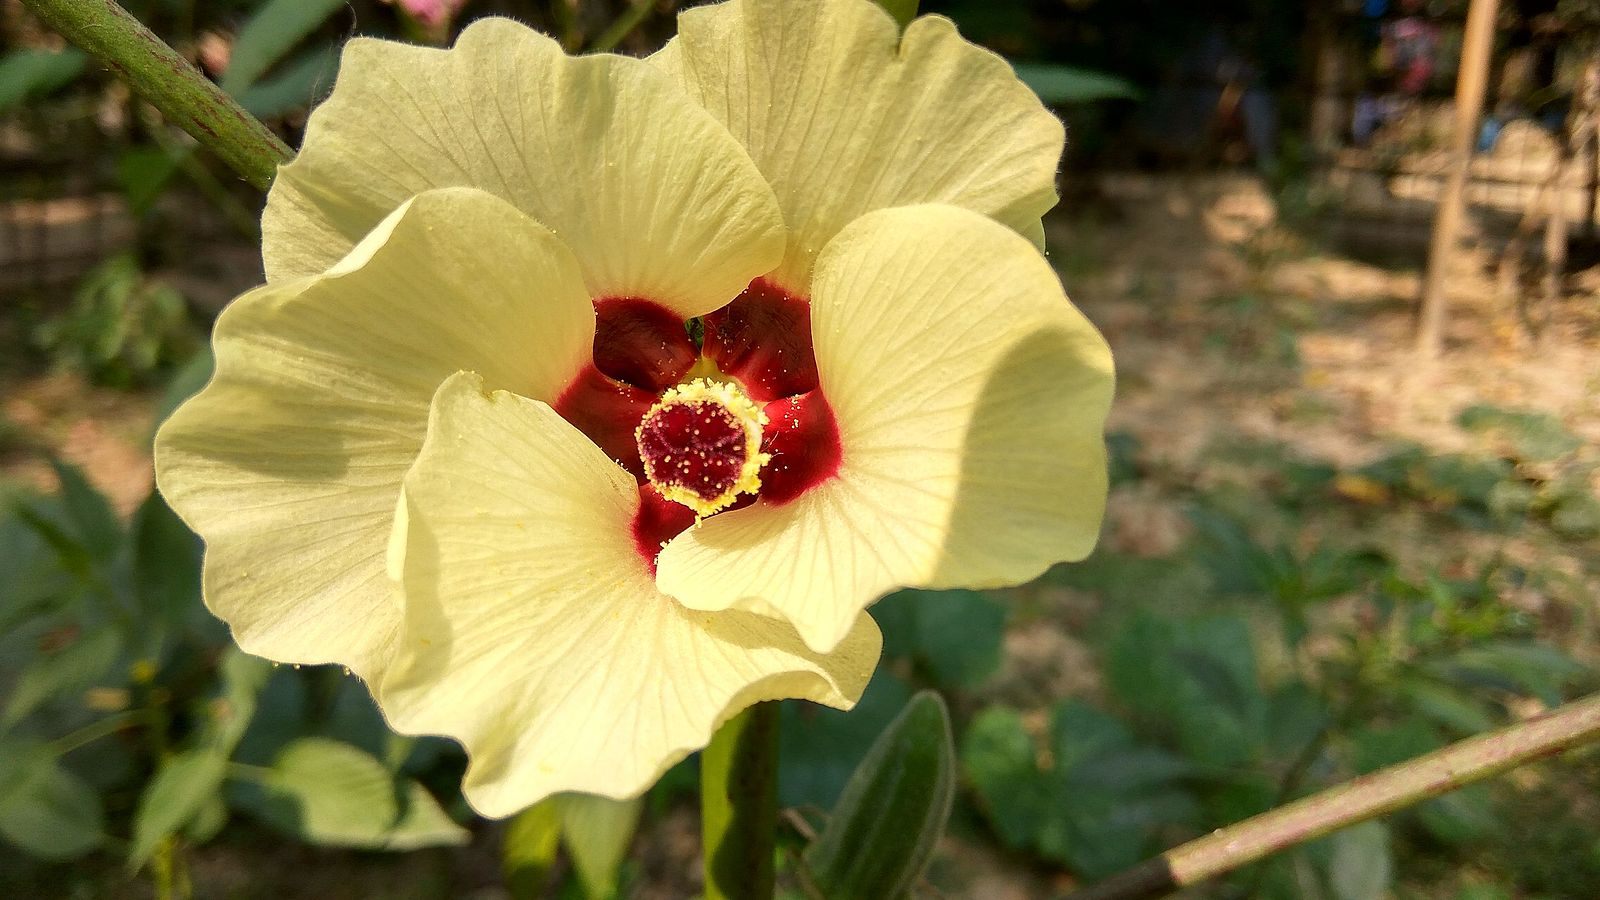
[[702, 702, 779, 900], [21, 0, 292, 190], [1068, 692, 1600, 900]]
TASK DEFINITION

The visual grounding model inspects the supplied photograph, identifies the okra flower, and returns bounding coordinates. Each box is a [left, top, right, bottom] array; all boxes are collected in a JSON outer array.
[[155, 0, 1112, 815]]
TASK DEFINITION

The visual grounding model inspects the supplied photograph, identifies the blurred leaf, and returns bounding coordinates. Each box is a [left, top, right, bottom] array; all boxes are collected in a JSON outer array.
[[386, 780, 470, 851], [0, 507, 75, 629], [0, 743, 104, 860], [779, 670, 913, 809], [324, 675, 390, 761], [560, 794, 644, 899], [1106, 430, 1142, 486], [960, 706, 1051, 850], [49, 459, 122, 564], [3, 626, 122, 726], [221, 0, 346, 94], [962, 701, 1197, 879], [1395, 677, 1496, 735], [210, 649, 272, 753], [238, 48, 338, 119], [153, 347, 215, 430], [1327, 821, 1392, 900], [805, 691, 954, 899], [1429, 641, 1586, 707], [1047, 703, 1198, 877], [115, 147, 183, 216], [1107, 612, 1265, 767], [0, 48, 87, 112], [185, 795, 229, 844], [873, 0, 918, 28], [128, 748, 228, 869], [1550, 491, 1600, 537], [876, 589, 1005, 689], [503, 799, 564, 900], [240, 737, 464, 849], [231, 664, 310, 766], [130, 489, 201, 639], [1011, 63, 1139, 104], [1456, 405, 1581, 463], [241, 737, 396, 846]]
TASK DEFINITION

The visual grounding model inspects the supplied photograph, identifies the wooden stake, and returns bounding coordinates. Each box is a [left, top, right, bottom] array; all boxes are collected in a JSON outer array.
[[1416, 0, 1501, 358]]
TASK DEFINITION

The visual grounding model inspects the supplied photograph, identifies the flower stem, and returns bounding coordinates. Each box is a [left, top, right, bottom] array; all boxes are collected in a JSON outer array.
[[701, 702, 779, 900], [1066, 692, 1600, 900], [19, 0, 292, 191]]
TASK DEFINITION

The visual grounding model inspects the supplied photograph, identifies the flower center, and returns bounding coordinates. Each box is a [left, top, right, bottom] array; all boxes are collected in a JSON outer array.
[[634, 379, 769, 517]]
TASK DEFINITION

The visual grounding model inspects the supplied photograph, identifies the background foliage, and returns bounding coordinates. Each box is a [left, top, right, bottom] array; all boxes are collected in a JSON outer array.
[[3, 0, 1599, 897]]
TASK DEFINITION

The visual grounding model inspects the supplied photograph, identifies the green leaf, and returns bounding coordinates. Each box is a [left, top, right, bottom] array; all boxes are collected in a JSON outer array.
[[130, 489, 201, 636], [185, 795, 228, 844], [128, 749, 228, 869], [220, 0, 347, 94], [237, 48, 338, 119], [241, 737, 463, 849], [386, 780, 471, 851], [0, 48, 87, 113], [779, 670, 913, 809], [961, 702, 1198, 880], [876, 588, 1005, 688], [560, 794, 644, 899], [0, 507, 75, 629], [0, 743, 104, 860], [959, 707, 1051, 850], [1107, 613, 1266, 767], [3, 626, 123, 726], [49, 459, 122, 563], [873, 0, 918, 28], [1456, 404, 1582, 462], [1010, 63, 1139, 104], [116, 147, 184, 216], [208, 648, 272, 753], [503, 798, 564, 900], [245, 737, 397, 845], [804, 691, 955, 900], [1431, 641, 1585, 707], [153, 347, 214, 430], [1327, 821, 1392, 900]]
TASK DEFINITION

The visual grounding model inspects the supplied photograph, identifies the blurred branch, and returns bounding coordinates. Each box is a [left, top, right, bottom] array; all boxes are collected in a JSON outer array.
[[20, 0, 292, 191], [1066, 692, 1600, 900]]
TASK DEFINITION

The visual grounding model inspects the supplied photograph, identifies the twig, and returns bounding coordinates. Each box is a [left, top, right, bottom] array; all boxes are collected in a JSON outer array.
[[20, 0, 292, 191], [1065, 691, 1600, 900]]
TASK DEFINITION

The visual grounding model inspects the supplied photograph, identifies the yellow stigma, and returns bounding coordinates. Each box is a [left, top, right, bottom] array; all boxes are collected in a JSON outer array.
[[634, 377, 769, 517]]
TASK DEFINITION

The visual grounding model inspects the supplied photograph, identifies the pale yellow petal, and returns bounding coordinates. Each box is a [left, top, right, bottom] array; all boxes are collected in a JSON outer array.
[[380, 373, 880, 816], [653, 0, 1063, 291], [264, 18, 783, 317], [657, 205, 1112, 652], [156, 189, 594, 680]]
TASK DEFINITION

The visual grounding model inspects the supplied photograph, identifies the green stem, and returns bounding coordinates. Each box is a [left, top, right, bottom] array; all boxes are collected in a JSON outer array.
[[588, 0, 658, 53], [1067, 692, 1600, 900], [20, 0, 292, 190], [701, 702, 779, 900], [47, 710, 144, 757]]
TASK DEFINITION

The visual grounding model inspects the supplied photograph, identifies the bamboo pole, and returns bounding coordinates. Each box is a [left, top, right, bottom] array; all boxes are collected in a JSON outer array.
[[1416, 0, 1501, 357]]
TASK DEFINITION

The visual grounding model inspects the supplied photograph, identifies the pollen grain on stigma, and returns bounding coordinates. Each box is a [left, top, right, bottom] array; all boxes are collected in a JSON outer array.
[[634, 378, 770, 518]]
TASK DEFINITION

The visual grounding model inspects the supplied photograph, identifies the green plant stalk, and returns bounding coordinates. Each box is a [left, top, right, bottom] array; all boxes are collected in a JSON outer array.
[[20, 0, 292, 190], [588, 0, 658, 53], [1067, 691, 1600, 900], [701, 703, 779, 900]]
